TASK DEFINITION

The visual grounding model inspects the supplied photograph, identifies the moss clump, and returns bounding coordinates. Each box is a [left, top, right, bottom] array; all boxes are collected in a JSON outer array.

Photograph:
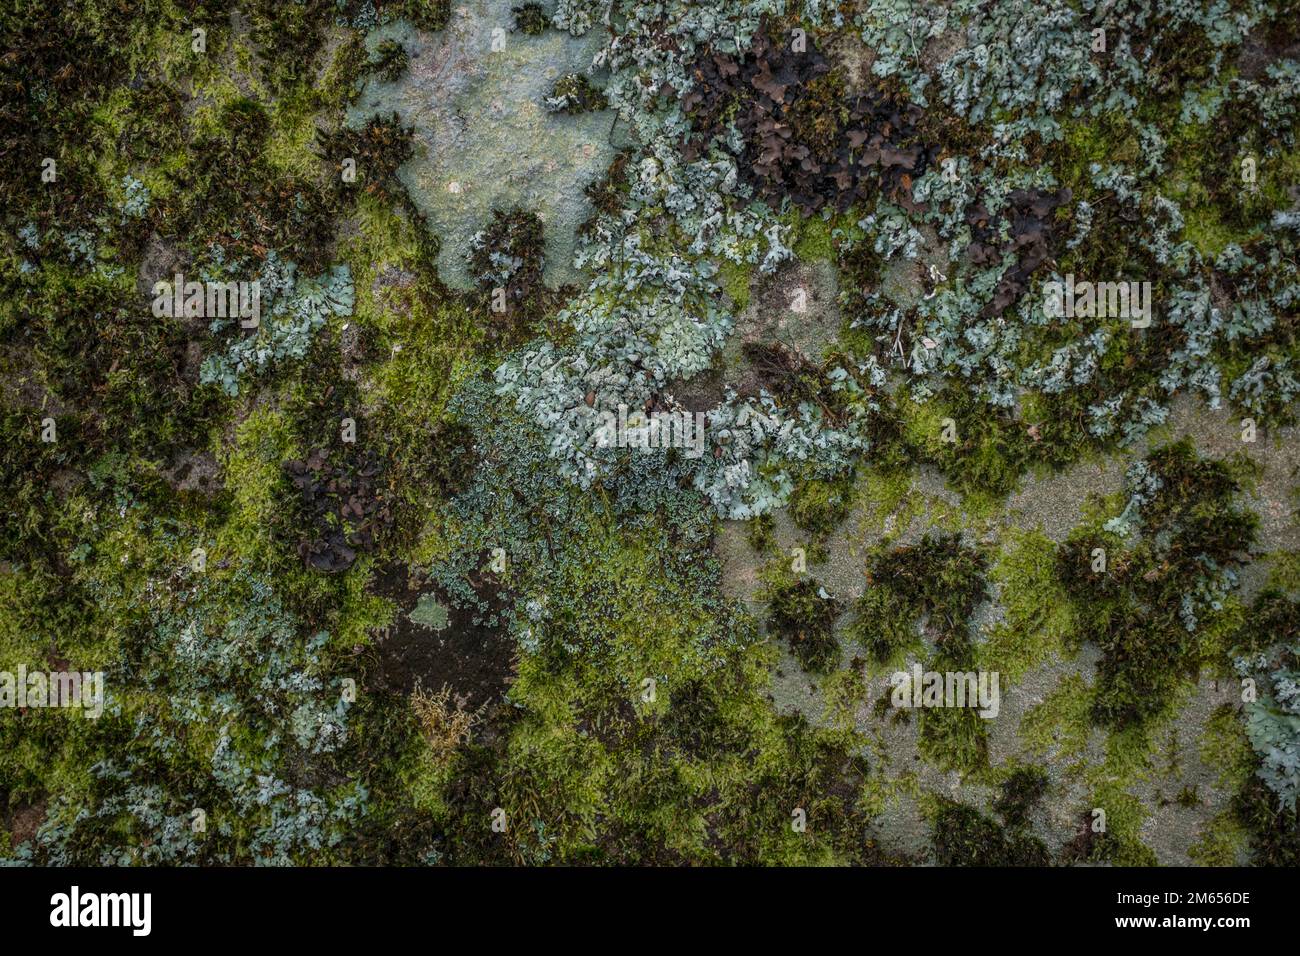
[[1223, 588, 1300, 860], [578, 151, 631, 236], [336, 0, 450, 32], [836, 234, 884, 325], [746, 511, 775, 553], [850, 534, 992, 772], [717, 258, 754, 310], [849, 533, 989, 663], [789, 476, 854, 538], [982, 530, 1076, 681], [765, 578, 842, 672], [368, 40, 409, 83], [1058, 440, 1259, 729], [165, 92, 340, 267], [787, 68, 851, 160], [920, 386, 1040, 499], [929, 798, 1050, 866], [918, 699, 990, 774], [512, 3, 548, 36], [1066, 776, 1159, 867], [1233, 777, 1300, 866], [317, 112, 415, 207], [994, 766, 1050, 829], [791, 211, 837, 262], [466, 207, 552, 341], [545, 73, 607, 114]]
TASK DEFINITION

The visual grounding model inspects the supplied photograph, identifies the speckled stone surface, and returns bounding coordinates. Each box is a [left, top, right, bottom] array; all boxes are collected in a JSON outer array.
[[349, 3, 616, 289]]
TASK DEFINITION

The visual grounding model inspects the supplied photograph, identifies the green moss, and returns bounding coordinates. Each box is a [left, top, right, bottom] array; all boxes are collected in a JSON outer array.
[[855, 467, 917, 538], [1159, 110, 1300, 260], [918, 702, 989, 775], [787, 68, 851, 159], [1058, 440, 1259, 729], [927, 797, 1049, 866], [1189, 808, 1249, 866], [1085, 777, 1158, 866], [994, 766, 1050, 829], [1052, 117, 1140, 196], [369, 40, 409, 83], [1020, 672, 1094, 766], [764, 577, 842, 672], [983, 530, 1076, 682], [512, 3, 548, 35], [746, 511, 776, 553], [848, 586, 922, 668], [1267, 550, 1300, 594], [897, 389, 954, 460], [791, 212, 836, 263], [849, 533, 989, 664], [788, 475, 854, 538], [717, 258, 754, 310], [1233, 777, 1300, 866], [546, 73, 606, 114], [1201, 704, 1254, 791], [848, 533, 992, 772], [896, 387, 1038, 501], [217, 405, 300, 566]]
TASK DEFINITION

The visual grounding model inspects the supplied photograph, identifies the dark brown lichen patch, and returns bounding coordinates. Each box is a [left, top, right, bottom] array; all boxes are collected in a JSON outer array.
[[682, 28, 935, 214], [966, 187, 1073, 318], [284, 445, 394, 573]]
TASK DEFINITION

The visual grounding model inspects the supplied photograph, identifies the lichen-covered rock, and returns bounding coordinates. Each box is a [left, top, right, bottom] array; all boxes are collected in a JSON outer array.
[[348, 2, 619, 288]]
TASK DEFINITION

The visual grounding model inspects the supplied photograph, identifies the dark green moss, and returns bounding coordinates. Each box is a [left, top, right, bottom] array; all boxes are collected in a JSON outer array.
[[368, 40, 409, 83], [850, 533, 989, 662], [746, 511, 776, 552], [1234, 777, 1300, 867], [465, 206, 555, 341], [317, 112, 415, 209], [546, 73, 607, 114], [994, 766, 1050, 829], [766, 578, 843, 672], [789, 475, 854, 538], [512, 3, 548, 36], [1059, 440, 1259, 729], [923, 386, 1041, 498], [930, 798, 1050, 866]]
